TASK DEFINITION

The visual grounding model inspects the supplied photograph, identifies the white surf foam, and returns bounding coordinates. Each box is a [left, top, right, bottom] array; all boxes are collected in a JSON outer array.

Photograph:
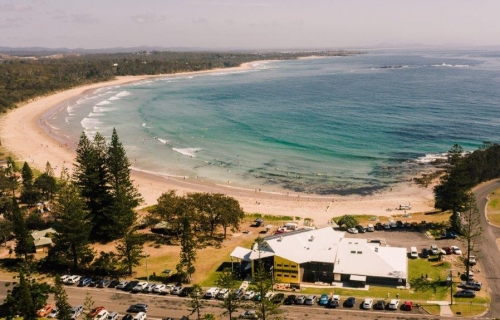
[[157, 138, 170, 145], [173, 147, 202, 157], [115, 90, 131, 98], [81, 117, 102, 130], [96, 100, 112, 106], [415, 153, 447, 164]]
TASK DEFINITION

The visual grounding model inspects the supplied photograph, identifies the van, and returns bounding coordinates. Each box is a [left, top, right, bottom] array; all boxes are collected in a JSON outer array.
[[410, 247, 418, 258], [399, 204, 411, 210], [367, 224, 374, 232]]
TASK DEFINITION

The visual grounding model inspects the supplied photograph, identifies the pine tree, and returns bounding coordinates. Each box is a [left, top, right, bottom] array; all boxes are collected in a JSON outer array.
[[188, 284, 206, 320], [11, 198, 32, 259], [106, 128, 142, 239], [116, 231, 144, 275], [215, 268, 240, 320], [460, 192, 483, 279], [176, 216, 197, 282], [83, 292, 95, 320], [54, 275, 72, 320], [18, 271, 37, 320], [21, 162, 34, 188], [20, 163, 41, 205], [73, 132, 112, 241], [51, 180, 93, 270]]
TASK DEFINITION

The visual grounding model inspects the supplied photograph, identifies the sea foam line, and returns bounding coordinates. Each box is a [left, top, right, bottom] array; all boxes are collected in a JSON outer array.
[[173, 147, 202, 158]]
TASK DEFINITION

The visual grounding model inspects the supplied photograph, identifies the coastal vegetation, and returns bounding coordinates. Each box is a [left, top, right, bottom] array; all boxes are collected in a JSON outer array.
[[0, 50, 356, 113]]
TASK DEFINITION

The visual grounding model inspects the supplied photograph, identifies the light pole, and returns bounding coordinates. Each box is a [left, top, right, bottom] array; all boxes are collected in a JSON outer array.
[[143, 251, 149, 282], [449, 269, 453, 305]]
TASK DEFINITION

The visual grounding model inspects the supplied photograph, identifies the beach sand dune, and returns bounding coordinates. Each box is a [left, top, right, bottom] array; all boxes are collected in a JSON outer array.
[[0, 65, 436, 228]]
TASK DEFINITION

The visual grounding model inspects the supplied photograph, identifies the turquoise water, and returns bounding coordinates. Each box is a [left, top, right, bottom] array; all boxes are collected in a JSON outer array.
[[46, 49, 500, 195]]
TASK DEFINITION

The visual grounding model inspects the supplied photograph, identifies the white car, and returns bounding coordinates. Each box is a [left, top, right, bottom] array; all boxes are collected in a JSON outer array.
[[388, 299, 399, 310], [159, 284, 175, 295], [133, 312, 146, 320], [153, 284, 166, 293], [217, 288, 229, 300], [94, 310, 109, 320], [430, 244, 439, 255], [70, 306, 83, 319], [347, 228, 358, 234], [66, 275, 81, 285], [61, 275, 71, 283], [244, 290, 255, 300], [116, 281, 129, 289], [171, 285, 183, 295], [204, 287, 220, 299], [132, 282, 148, 293], [362, 298, 373, 309], [264, 292, 274, 300], [451, 246, 462, 255], [48, 308, 59, 318]]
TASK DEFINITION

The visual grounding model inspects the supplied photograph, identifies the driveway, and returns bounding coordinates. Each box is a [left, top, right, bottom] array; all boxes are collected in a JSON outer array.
[[474, 179, 500, 318]]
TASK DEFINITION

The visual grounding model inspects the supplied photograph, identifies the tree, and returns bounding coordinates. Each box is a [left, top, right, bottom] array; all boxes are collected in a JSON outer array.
[[217, 195, 244, 239], [5, 157, 19, 196], [115, 231, 144, 275], [83, 292, 95, 320], [215, 269, 240, 320], [0, 219, 12, 246], [460, 192, 483, 278], [54, 275, 72, 320], [17, 272, 36, 320], [149, 190, 186, 238], [250, 238, 280, 320], [176, 216, 197, 282], [21, 162, 34, 188], [335, 215, 359, 229], [34, 173, 57, 200], [73, 132, 112, 241], [188, 284, 206, 320], [91, 251, 120, 277], [106, 128, 142, 239], [11, 198, 32, 259], [50, 181, 93, 270]]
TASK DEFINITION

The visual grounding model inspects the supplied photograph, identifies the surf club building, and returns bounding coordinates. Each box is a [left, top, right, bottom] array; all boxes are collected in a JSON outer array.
[[230, 227, 407, 287]]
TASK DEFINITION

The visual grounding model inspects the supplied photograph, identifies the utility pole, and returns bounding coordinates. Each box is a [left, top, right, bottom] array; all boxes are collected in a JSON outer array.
[[143, 250, 149, 282], [448, 269, 454, 305]]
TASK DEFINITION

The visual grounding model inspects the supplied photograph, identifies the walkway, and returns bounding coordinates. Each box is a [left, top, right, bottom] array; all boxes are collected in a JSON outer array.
[[427, 300, 453, 317]]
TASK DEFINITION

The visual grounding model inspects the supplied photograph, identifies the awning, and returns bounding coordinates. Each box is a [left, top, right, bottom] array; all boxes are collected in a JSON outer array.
[[230, 247, 252, 261], [350, 275, 367, 282]]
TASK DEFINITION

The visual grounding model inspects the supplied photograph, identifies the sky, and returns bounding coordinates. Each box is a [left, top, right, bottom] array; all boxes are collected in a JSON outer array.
[[1, 0, 500, 50]]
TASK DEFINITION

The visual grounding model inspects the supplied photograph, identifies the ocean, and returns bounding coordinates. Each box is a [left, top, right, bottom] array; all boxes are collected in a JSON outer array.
[[45, 49, 500, 195]]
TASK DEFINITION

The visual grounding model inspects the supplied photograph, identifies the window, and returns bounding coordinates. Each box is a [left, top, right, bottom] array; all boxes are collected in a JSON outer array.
[[276, 274, 282, 277], [291, 275, 297, 278], [276, 264, 282, 267], [284, 264, 289, 267], [284, 274, 289, 277]]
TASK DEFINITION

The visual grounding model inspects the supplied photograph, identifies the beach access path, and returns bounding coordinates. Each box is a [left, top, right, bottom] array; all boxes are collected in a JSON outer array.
[[0, 64, 436, 226]]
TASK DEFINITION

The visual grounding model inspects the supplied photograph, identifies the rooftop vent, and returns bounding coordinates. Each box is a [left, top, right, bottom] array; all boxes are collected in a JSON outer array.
[[357, 251, 362, 254], [375, 247, 378, 252], [309, 235, 315, 241], [278, 236, 283, 242]]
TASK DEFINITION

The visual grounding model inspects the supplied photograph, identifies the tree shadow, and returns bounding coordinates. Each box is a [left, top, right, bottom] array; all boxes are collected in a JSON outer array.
[[410, 276, 444, 293]]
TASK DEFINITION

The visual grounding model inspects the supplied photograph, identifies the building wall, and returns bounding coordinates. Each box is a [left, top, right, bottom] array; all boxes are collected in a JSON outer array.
[[273, 256, 300, 284], [301, 262, 334, 283], [337, 274, 406, 286]]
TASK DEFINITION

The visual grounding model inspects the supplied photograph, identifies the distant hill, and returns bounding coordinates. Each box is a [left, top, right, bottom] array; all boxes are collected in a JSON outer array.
[[0, 45, 209, 56]]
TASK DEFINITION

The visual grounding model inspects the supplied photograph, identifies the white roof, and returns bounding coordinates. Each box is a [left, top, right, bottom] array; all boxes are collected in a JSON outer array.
[[263, 227, 345, 264], [230, 245, 275, 261], [335, 238, 407, 279]]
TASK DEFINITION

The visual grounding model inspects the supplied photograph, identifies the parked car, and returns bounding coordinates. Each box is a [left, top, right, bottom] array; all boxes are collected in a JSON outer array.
[[107, 312, 119, 320], [97, 279, 111, 288], [451, 245, 462, 255], [460, 281, 482, 291], [94, 309, 109, 320], [61, 275, 71, 283], [367, 224, 374, 232], [66, 275, 81, 285], [442, 247, 453, 255], [132, 312, 146, 320], [396, 220, 404, 228], [318, 294, 329, 306], [89, 307, 106, 319], [375, 222, 383, 230], [454, 290, 476, 298], [421, 248, 429, 258], [442, 231, 457, 239], [205, 287, 221, 299], [171, 285, 183, 295], [131, 282, 149, 293], [304, 295, 317, 305], [70, 305, 84, 319], [383, 223, 390, 230], [347, 227, 358, 234], [374, 300, 385, 310], [344, 297, 356, 308], [388, 299, 399, 310], [179, 287, 194, 297], [140, 283, 155, 293], [271, 293, 285, 304], [116, 281, 129, 290], [468, 256, 477, 266], [153, 284, 166, 294], [430, 244, 439, 255], [410, 247, 418, 259], [233, 288, 246, 300], [402, 301, 413, 311], [239, 310, 258, 319], [37, 304, 54, 317], [355, 225, 366, 233], [283, 295, 296, 305], [108, 280, 120, 288], [243, 290, 255, 300], [48, 307, 59, 318], [159, 284, 175, 295], [127, 304, 148, 313], [89, 278, 100, 287], [217, 288, 229, 300], [78, 277, 92, 287], [264, 292, 274, 300], [122, 315, 133, 320], [327, 295, 340, 308], [362, 298, 373, 309], [295, 295, 306, 305]]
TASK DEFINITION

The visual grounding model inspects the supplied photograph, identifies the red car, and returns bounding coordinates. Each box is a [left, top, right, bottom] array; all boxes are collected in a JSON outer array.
[[442, 247, 453, 255], [402, 301, 413, 311]]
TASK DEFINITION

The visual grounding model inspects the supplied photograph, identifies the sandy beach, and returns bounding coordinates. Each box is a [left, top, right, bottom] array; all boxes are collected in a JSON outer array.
[[0, 62, 436, 227]]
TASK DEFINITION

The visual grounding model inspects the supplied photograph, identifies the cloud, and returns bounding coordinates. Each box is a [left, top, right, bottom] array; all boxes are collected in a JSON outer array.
[[191, 17, 207, 24], [130, 13, 167, 24], [0, 3, 33, 12], [70, 13, 99, 24]]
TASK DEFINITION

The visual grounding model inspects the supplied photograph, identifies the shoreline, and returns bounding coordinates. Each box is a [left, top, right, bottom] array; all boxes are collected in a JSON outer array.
[[0, 61, 436, 226]]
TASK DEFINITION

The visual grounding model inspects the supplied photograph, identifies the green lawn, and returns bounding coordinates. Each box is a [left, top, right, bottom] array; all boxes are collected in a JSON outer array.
[[421, 304, 441, 315], [450, 303, 488, 317]]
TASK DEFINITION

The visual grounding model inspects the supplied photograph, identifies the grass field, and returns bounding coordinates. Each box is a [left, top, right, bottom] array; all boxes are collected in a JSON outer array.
[[450, 303, 488, 317], [487, 188, 500, 227]]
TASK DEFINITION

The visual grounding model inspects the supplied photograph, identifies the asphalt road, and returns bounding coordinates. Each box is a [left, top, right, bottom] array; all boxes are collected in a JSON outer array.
[[474, 179, 500, 318]]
